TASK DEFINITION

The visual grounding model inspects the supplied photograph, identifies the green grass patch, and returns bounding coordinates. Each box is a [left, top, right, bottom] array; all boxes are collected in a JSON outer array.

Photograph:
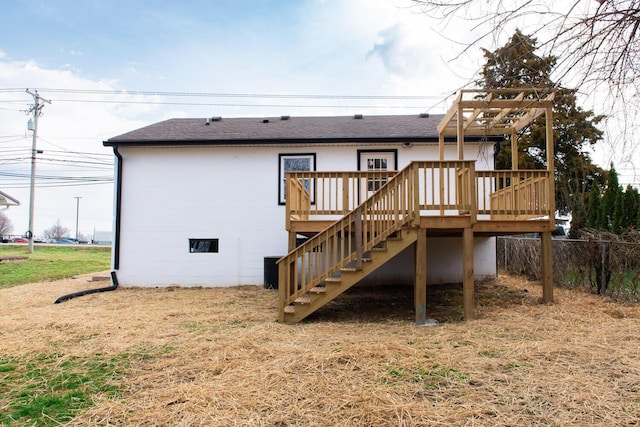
[[386, 365, 470, 389], [0, 353, 126, 426], [0, 245, 111, 289]]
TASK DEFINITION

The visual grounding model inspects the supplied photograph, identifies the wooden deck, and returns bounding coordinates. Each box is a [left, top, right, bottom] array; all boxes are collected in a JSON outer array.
[[278, 88, 557, 324]]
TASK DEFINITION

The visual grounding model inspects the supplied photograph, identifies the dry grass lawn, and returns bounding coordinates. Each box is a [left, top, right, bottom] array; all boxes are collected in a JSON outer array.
[[1, 272, 639, 426]]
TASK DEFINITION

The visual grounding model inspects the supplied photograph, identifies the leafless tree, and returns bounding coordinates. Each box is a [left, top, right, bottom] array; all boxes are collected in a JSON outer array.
[[0, 212, 13, 237], [413, 1, 639, 91], [413, 0, 640, 180], [43, 219, 70, 241]]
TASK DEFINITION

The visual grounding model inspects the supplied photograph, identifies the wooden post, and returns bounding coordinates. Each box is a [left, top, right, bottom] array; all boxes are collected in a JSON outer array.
[[463, 227, 475, 320], [278, 260, 286, 323], [541, 231, 554, 303], [468, 162, 477, 224], [288, 231, 297, 252], [413, 164, 421, 226], [439, 133, 445, 161], [511, 130, 518, 170], [342, 172, 349, 214], [415, 228, 427, 324], [546, 105, 555, 228], [457, 105, 464, 160], [355, 207, 363, 270]]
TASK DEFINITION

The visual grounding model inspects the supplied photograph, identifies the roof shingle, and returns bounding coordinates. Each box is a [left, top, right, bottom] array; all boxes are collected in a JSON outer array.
[[104, 114, 446, 146]]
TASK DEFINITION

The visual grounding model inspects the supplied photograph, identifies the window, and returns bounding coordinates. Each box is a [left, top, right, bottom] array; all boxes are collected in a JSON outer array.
[[366, 157, 389, 191], [357, 150, 398, 192], [189, 239, 219, 253], [278, 153, 316, 205]]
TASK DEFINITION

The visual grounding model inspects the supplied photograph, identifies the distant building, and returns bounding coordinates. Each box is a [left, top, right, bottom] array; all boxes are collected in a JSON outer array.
[[0, 190, 19, 210]]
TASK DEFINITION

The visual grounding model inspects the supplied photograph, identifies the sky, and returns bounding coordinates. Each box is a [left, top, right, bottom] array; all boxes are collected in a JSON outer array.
[[0, 0, 623, 240]]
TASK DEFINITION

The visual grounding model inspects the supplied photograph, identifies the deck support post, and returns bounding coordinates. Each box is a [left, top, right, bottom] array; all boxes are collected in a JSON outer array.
[[414, 228, 427, 324], [288, 231, 297, 252], [462, 227, 475, 320], [541, 231, 554, 303]]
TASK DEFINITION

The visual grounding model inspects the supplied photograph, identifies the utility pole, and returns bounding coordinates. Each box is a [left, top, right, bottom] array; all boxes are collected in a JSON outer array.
[[74, 196, 82, 241], [25, 89, 51, 253]]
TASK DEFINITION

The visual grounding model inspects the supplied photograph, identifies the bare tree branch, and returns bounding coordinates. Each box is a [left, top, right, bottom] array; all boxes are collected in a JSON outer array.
[[413, 0, 640, 180]]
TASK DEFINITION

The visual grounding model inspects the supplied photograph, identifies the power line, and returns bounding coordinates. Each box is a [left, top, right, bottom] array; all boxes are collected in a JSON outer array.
[[49, 99, 431, 109], [2, 87, 443, 100], [1, 87, 450, 111]]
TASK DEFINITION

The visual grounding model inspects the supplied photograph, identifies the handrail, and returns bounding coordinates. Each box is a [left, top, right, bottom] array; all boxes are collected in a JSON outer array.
[[285, 174, 312, 230], [476, 170, 549, 217], [285, 171, 399, 225], [278, 161, 476, 317]]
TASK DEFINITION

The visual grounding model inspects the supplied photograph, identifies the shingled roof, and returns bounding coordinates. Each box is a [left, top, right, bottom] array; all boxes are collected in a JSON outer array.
[[104, 114, 450, 146]]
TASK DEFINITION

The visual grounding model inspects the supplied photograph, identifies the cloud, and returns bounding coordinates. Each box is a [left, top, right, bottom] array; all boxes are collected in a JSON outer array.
[[0, 57, 165, 237]]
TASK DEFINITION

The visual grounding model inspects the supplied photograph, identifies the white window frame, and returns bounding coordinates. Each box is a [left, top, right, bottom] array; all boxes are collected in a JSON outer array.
[[278, 153, 316, 205]]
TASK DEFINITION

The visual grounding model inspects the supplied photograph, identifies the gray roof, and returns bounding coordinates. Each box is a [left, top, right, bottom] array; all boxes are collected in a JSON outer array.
[[104, 114, 450, 146]]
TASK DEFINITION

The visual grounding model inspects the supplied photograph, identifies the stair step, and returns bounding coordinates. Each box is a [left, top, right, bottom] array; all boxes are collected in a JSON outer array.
[[294, 294, 311, 304], [309, 285, 326, 293], [284, 305, 296, 314], [372, 246, 387, 252], [325, 276, 342, 283]]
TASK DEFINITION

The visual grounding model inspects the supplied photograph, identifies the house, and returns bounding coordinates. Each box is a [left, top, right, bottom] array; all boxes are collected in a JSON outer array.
[[0, 190, 19, 210], [104, 88, 556, 323]]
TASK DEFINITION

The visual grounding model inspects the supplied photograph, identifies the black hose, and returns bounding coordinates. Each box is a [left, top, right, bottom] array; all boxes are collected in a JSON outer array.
[[54, 270, 119, 304]]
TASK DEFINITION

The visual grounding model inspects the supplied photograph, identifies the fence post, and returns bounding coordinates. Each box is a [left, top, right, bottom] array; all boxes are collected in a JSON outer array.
[[600, 241, 607, 295], [504, 237, 508, 272]]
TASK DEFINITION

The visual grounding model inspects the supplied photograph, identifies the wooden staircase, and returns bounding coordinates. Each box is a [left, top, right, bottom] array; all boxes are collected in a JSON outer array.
[[278, 163, 421, 323], [281, 228, 418, 323]]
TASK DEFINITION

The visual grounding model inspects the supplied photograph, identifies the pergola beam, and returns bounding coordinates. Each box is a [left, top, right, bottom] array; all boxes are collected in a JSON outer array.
[[438, 89, 555, 137]]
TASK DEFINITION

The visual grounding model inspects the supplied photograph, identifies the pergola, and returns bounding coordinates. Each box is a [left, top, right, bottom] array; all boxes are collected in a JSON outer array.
[[437, 88, 556, 313]]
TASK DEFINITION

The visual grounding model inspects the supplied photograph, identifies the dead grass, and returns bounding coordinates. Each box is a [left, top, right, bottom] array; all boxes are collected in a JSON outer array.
[[1, 272, 639, 426]]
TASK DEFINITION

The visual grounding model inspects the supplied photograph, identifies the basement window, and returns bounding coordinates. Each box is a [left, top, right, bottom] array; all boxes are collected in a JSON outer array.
[[189, 238, 219, 253]]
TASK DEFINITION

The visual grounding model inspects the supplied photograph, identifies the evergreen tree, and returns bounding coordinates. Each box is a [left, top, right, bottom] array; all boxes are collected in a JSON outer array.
[[586, 183, 601, 229], [568, 191, 586, 238], [621, 185, 640, 231], [479, 30, 606, 214], [612, 188, 625, 234], [601, 165, 620, 232]]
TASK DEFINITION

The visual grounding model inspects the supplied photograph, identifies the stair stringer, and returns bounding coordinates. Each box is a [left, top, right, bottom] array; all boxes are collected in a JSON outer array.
[[283, 227, 418, 323]]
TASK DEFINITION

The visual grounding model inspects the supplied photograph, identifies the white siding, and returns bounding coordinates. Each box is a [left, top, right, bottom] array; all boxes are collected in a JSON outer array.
[[114, 142, 496, 287]]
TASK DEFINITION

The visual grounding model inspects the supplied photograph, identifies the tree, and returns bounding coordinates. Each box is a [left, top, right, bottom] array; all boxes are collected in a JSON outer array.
[[478, 30, 605, 213], [43, 219, 70, 241], [618, 185, 639, 232], [0, 212, 13, 236], [586, 182, 601, 229], [413, 1, 640, 93], [568, 191, 586, 238], [600, 164, 620, 231]]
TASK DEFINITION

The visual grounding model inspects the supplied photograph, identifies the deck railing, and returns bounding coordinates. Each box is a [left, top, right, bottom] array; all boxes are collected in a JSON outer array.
[[476, 170, 550, 218], [286, 165, 552, 226], [416, 161, 476, 217], [285, 171, 399, 229], [278, 161, 476, 315]]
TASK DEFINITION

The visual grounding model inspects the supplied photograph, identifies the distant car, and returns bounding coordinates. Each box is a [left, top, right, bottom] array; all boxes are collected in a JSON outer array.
[[11, 237, 28, 243], [55, 238, 84, 244], [55, 238, 75, 244]]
